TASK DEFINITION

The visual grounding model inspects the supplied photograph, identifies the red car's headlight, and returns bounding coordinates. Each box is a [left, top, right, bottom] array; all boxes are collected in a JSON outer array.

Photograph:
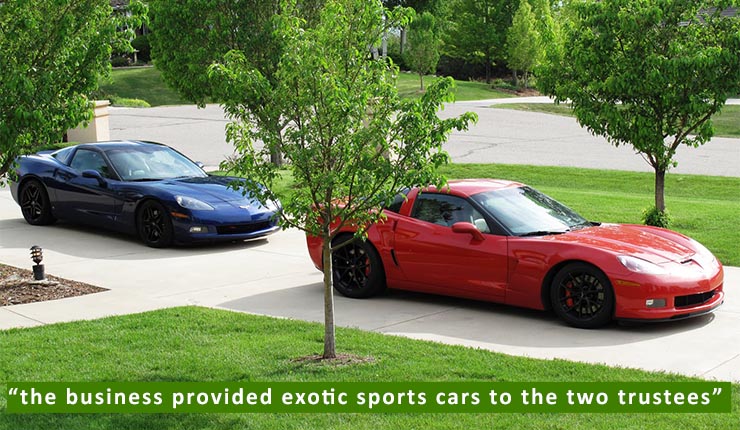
[[617, 255, 667, 275]]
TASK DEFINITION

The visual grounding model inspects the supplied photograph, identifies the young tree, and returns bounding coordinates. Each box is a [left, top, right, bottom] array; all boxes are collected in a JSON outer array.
[[0, 0, 122, 181], [210, 0, 476, 359], [404, 11, 440, 90], [148, 0, 324, 166], [506, 0, 541, 88], [538, 0, 740, 218]]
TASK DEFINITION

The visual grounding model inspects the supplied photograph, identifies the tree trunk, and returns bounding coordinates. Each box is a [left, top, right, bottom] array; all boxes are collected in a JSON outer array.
[[485, 60, 491, 84], [400, 27, 406, 56], [654, 168, 666, 212], [321, 238, 336, 359], [381, 27, 388, 59], [270, 148, 283, 167], [419, 73, 424, 91]]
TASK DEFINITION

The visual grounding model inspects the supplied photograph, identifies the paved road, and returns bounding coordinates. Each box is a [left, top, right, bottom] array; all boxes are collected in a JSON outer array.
[[109, 99, 740, 176]]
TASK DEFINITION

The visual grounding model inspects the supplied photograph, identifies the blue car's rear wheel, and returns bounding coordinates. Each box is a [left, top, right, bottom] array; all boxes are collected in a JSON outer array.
[[20, 179, 56, 225], [331, 235, 386, 298], [550, 262, 614, 329], [137, 200, 174, 248]]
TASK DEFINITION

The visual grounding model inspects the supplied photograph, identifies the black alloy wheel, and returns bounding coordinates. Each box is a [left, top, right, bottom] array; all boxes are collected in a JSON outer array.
[[331, 236, 386, 298], [550, 262, 614, 329], [20, 179, 56, 225], [137, 200, 174, 248]]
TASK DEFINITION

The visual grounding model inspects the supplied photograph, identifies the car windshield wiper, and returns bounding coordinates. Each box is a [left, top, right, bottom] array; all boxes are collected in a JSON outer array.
[[129, 178, 161, 182], [518, 230, 569, 237]]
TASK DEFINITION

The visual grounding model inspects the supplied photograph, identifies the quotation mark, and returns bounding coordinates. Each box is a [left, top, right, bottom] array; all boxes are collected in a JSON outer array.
[[8, 387, 18, 396], [712, 388, 722, 396]]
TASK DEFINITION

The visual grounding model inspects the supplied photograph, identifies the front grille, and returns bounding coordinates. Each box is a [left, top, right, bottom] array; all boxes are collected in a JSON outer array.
[[216, 221, 272, 235], [674, 290, 716, 308]]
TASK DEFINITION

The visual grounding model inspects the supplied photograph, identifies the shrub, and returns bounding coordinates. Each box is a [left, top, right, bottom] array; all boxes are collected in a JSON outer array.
[[110, 56, 131, 68], [642, 206, 671, 228], [110, 97, 151, 108]]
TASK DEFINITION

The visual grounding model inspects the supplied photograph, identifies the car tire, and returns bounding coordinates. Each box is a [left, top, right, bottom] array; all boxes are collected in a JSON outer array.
[[137, 200, 174, 248], [19, 179, 57, 225], [550, 262, 614, 329], [331, 235, 386, 298]]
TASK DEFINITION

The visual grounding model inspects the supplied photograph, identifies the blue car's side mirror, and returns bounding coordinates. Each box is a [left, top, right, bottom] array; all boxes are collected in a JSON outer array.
[[82, 170, 107, 187]]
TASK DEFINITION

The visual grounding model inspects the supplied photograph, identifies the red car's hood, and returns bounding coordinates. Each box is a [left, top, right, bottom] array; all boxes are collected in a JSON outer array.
[[548, 224, 694, 264]]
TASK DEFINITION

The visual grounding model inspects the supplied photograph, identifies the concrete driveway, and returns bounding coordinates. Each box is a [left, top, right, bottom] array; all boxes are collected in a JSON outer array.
[[1, 188, 738, 382]]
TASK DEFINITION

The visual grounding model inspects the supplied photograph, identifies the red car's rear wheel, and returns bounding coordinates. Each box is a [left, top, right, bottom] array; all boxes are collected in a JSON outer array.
[[331, 236, 386, 298]]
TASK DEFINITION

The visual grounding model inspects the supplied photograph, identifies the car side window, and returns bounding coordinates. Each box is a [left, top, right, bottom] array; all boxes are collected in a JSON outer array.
[[69, 149, 111, 178], [385, 188, 410, 214], [411, 193, 490, 232]]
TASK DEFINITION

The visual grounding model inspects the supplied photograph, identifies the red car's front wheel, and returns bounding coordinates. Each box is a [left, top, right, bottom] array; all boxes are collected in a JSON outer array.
[[550, 262, 614, 329]]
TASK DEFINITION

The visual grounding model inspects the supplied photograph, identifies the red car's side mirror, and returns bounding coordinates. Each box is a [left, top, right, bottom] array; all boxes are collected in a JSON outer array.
[[451, 222, 485, 242]]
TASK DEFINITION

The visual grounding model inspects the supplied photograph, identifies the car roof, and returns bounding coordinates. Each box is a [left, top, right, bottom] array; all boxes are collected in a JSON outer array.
[[74, 140, 167, 152], [424, 179, 524, 197]]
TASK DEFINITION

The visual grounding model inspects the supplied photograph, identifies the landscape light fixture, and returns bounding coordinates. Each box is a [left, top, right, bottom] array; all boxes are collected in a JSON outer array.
[[30, 245, 45, 281]]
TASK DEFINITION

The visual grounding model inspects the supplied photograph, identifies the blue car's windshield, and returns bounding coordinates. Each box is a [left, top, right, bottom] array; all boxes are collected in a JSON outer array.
[[106, 146, 207, 181], [471, 186, 589, 236]]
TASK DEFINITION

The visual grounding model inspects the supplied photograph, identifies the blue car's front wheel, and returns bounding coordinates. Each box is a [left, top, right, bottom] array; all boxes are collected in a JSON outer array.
[[137, 200, 174, 248], [20, 179, 56, 226]]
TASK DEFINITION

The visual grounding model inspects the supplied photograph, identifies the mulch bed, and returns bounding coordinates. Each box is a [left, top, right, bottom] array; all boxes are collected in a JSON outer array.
[[0, 263, 107, 307]]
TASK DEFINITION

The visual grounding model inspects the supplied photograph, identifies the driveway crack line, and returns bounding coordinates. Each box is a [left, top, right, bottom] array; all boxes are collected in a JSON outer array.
[[1, 308, 47, 325], [700, 353, 740, 377], [370, 306, 460, 332]]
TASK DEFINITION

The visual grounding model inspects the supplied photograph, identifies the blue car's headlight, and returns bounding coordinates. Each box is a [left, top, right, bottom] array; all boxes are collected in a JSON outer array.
[[265, 198, 281, 212], [617, 255, 667, 275], [176, 195, 214, 211]]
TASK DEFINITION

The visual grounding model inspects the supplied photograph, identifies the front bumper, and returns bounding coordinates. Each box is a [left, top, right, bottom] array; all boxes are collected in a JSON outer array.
[[170, 207, 281, 243], [612, 264, 724, 321]]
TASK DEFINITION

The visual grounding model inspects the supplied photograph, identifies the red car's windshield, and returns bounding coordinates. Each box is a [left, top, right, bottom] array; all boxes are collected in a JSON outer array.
[[472, 186, 590, 236]]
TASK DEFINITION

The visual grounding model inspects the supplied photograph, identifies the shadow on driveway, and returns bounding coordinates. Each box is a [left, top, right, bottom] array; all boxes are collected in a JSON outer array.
[[219, 282, 715, 349]]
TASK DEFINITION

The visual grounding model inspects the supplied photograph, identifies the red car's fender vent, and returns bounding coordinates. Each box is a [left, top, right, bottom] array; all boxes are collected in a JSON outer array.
[[216, 221, 272, 235], [674, 289, 717, 309]]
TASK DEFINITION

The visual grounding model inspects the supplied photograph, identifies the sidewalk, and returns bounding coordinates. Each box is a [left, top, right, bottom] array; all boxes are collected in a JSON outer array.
[[1, 188, 738, 382]]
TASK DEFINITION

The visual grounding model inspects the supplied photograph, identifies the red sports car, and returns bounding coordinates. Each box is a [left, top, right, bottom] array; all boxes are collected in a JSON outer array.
[[306, 179, 724, 328]]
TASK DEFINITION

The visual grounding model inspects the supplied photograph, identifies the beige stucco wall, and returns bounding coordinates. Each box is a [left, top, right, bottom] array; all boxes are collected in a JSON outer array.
[[67, 100, 111, 143]]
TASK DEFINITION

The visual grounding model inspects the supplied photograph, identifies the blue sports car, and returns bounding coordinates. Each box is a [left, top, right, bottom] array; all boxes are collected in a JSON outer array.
[[10, 140, 280, 247]]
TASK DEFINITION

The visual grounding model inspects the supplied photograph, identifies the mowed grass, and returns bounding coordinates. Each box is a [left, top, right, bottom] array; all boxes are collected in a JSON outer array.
[[0, 307, 737, 429], [100, 67, 512, 107], [98, 67, 190, 107], [396, 72, 514, 101], [492, 103, 740, 138]]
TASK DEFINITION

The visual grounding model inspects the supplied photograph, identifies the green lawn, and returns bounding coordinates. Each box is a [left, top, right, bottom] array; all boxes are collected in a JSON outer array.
[[99, 67, 512, 107], [0, 307, 737, 429], [492, 103, 740, 139], [98, 67, 190, 107], [396, 72, 514, 101]]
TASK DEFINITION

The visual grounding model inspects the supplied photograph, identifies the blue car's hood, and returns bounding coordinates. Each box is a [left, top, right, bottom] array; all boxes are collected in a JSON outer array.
[[155, 176, 268, 207]]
